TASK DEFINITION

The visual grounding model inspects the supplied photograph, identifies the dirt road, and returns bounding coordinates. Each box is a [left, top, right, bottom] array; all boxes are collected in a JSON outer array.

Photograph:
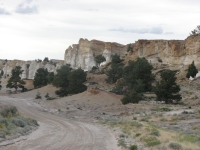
[[0, 96, 120, 150]]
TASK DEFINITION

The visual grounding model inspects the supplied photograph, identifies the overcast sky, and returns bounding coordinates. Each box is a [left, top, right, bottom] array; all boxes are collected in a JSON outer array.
[[0, 0, 199, 61]]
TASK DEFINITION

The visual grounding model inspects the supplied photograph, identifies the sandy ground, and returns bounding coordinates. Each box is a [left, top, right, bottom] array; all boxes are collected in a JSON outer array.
[[0, 86, 121, 150], [1, 73, 200, 149]]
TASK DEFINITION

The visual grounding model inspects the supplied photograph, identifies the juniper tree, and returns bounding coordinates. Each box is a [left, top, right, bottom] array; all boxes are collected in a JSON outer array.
[[33, 68, 49, 88], [95, 54, 106, 67], [6, 66, 26, 92], [186, 61, 198, 78], [53, 64, 72, 97], [154, 70, 181, 104]]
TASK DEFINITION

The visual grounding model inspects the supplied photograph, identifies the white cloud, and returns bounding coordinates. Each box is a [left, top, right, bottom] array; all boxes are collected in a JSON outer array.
[[109, 26, 165, 34], [15, 0, 38, 14], [0, 0, 199, 60], [0, 7, 10, 15]]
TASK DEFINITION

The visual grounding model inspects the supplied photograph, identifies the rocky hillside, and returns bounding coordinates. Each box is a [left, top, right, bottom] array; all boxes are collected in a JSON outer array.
[[0, 59, 64, 79], [1, 35, 200, 79]]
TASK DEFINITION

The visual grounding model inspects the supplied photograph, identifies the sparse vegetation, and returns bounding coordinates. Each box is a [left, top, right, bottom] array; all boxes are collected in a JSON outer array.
[[35, 91, 42, 99], [140, 136, 161, 147], [129, 145, 138, 150], [127, 43, 133, 52], [190, 25, 200, 35], [0, 106, 38, 139], [118, 138, 127, 148], [168, 142, 182, 150]]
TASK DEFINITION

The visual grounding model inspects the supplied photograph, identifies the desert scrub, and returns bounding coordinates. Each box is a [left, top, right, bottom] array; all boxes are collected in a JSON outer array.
[[150, 130, 160, 136], [35, 91, 42, 99], [160, 118, 167, 121], [118, 138, 127, 148], [133, 117, 137, 120], [135, 133, 141, 137], [177, 134, 200, 146], [0, 106, 39, 139], [151, 107, 171, 112], [168, 142, 182, 150], [140, 116, 151, 122], [129, 145, 138, 150], [0, 106, 18, 117], [140, 136, 161, 147], [46, 96, 56, 100], [130, 121, 143, 128]]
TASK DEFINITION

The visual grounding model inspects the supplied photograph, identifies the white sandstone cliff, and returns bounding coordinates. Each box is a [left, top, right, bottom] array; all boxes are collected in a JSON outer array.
[[64, 38, 127, 71]]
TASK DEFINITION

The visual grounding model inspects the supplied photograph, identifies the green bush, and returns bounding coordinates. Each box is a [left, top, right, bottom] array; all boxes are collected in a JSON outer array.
[[154, 69, 181, 104], [53, 65, 87, 97], [141, 136, 161, 147], [11, 118, 27, 127], [33, 68, 49, 88], [135, 133, 141, 137], [90, 66, 98, 73], [95, 54, 106, 66], [129, 145, 138, 150], [140, 116, 151, 122], [150, 131, 160, 136], [45, 93, 49, 98], [0, 118, 8, 126], [168, 142, 182, 150], [6, 66, 26, 92], [186, 61, 198, 78], [27, 118, 39, 126], [35, 91, 42, 99], [0, 106, 39, 138], [0, 106, 18, 118], [118, 138, 127, 148], [121, 90, 143, 104], [130, 121, 143, 128]]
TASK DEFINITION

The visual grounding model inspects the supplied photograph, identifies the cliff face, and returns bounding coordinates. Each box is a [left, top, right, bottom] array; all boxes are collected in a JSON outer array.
[[1, 35, 200, 80], [1, 60, 64, 79], [125, 35, 200, 69], [64, 35, 200, 71], [64, 38, 127, 70]]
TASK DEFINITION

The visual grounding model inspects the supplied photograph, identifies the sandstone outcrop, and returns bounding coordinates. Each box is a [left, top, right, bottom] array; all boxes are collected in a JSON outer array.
[[125, 35, 200, 70], [64, 36, 200, 71], [1, 60, 64, 79], [64, 38, 127, 71], [1, 35, 200, 79]]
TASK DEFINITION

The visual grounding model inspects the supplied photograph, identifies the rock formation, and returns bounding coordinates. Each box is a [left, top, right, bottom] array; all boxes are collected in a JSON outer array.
[[125, 35, 200, 70], [64, 35, 200, 71], [64, 38, 127, 71], [1, 60, 64, 79], [1, 35, 200, 79]]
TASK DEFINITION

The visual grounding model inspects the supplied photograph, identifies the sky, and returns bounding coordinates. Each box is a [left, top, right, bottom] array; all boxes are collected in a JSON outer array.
[[0, 0, 199, 61]]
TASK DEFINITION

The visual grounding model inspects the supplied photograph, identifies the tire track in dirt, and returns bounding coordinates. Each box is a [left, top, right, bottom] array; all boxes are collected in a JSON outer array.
[[0, 96, 120, 150]]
